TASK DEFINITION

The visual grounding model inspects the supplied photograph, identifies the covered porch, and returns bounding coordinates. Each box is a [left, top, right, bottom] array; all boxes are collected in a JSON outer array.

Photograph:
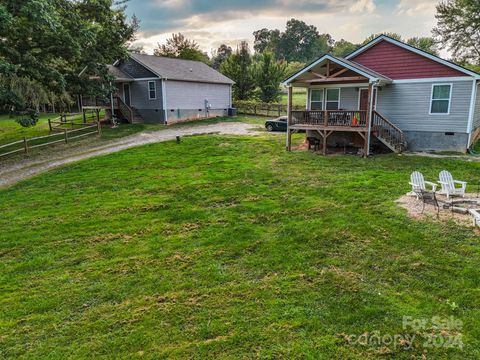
[[284, 54, 397, 156]]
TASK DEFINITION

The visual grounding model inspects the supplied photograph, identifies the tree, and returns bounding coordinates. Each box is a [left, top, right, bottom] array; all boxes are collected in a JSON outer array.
[[406, 37, 439, 56], [220, 42, 256, 101], [154, 33, 210, 64], [253, 28, 281, 54], [211, 44, 232, 69], [276, 19, 333, 62], [284, 61, 306, 79], [0, 0, 137, 126], [433, 0, 480, 66], [253, 52, 287, 103], [332, 39, 359, 57], [362, 32, 403, 45]]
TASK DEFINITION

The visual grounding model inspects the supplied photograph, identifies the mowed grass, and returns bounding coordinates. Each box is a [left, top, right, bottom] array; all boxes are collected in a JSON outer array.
[[1, 134, 480, 358], [0, 112, 104, 146]]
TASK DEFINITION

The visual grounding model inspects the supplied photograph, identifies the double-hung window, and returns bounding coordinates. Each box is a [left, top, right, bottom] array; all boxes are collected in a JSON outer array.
[[310, 89, 323, 110], [430, 84, 451, 114], [325, 88, 340, 110], [148, 81, 156, 100]]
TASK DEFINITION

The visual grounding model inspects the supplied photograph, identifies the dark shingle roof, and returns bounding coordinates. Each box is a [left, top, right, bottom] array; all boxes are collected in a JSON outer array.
[[129, 53, 234, 84], [107, 65, 133, 81]]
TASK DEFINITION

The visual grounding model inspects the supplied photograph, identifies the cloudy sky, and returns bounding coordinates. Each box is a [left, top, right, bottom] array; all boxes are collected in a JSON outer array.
[[126, 0, 440, 55]]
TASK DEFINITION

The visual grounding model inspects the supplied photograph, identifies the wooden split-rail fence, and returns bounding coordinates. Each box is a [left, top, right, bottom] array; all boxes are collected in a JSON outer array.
[[0, 115, 102, 158], [234, 102, 304, 117]]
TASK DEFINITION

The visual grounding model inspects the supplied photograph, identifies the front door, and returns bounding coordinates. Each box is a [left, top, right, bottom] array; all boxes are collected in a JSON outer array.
[[359, 88, 376, 111], [123, 83, 131, 106]]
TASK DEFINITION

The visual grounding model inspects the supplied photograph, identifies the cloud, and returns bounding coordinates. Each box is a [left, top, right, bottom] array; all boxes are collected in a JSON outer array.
[[349, 0, 376, 14], [125, 0, 441, 57]]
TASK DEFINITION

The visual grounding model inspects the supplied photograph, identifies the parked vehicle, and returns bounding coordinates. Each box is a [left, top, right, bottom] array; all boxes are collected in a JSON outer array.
[[265, 116, 287, 132]]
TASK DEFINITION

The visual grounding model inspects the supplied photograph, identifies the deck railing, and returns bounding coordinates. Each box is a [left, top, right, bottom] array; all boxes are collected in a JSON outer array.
[[291, 110, 368, 127]]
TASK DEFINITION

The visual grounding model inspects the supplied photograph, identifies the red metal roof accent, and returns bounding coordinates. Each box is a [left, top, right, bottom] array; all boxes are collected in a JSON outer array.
[[350, 40, 467, 80]]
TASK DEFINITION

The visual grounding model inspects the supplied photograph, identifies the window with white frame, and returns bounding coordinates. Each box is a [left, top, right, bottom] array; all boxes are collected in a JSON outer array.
[[430, 84, 451, 114], [310, 89, 323, 110], [148, 81, 156, 100], [325, 88, 340, 110]]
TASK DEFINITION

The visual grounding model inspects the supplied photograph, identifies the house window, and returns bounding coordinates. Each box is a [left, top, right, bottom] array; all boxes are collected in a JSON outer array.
[[310, 89, 323, 110], [148, 81, 156, 100], [326, 88, 340, 110], [430, 84, 451, 114]]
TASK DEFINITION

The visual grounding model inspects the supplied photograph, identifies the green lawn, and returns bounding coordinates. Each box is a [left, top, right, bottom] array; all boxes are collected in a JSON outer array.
[[1, 134, 480, 358], [0, 113, 57, 145], [0, 112, 104, 146]]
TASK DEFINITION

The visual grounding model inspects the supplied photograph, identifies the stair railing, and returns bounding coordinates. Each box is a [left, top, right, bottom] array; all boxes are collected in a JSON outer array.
[[372, 110, 406, 152]]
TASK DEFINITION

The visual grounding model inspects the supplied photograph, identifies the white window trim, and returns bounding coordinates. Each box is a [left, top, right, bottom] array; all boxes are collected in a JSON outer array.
[[325, 88, 341, 110], [357, 88, 378, 111], [429, 83, 452, 115], [123, 83, 131, 104], [148, 81, 156, 100], [309, 88, 324, 110]]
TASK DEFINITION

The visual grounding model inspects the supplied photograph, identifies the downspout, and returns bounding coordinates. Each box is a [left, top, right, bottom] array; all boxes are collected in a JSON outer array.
[[366, 80, 378, 156], [466, 79, 478, 147], [110, 81, 115, 122], [162, 78, 168, 124]]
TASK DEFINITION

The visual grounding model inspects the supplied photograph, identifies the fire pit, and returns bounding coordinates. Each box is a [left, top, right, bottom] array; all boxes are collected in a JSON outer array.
[[443, 199, 480, 226]]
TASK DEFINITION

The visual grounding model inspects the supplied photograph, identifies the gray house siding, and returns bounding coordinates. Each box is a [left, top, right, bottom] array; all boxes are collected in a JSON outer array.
[[130, 79, 165, 123], [473, 83, 480, 129], [375, 80, 473, 152], [165, 80, 231, 123], [339, 87, 359, 110], [118, 58, 157, 79]]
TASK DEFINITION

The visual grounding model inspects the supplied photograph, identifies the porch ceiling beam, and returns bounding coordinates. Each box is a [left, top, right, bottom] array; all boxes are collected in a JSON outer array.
[[299, 76, 368, 83], [309, 70, 327, 79], [329, 68, 349, 78]]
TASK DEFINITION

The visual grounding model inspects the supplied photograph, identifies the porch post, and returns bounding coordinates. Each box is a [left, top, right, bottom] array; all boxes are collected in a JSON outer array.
[[365, 82, 375, 157], [286, 85, 293, 151]]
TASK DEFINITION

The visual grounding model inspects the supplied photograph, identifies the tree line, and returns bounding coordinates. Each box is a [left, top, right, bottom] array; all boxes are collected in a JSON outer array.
[[154, 0, 479, 103], [1, 0, 478, 126]]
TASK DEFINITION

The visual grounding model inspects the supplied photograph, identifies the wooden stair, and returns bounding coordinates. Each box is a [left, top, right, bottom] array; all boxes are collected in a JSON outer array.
[[371, 110, 406, 153], [115, 96, 143, 124]]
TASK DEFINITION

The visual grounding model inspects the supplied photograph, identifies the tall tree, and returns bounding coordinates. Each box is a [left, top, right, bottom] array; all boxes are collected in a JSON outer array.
[[406, 37, 440, 56], [154, 33, 210, 64], [0, 0, 137, 126], [211, 44, 232, 69], [253, 28, 281, 54], [433, 0, 480, 66], [276, 19, 332, 62], [332, 39, 359, 57], [253, 52, 287, 103], [284, 61, 306, 79], [220, 42, 255, 101]]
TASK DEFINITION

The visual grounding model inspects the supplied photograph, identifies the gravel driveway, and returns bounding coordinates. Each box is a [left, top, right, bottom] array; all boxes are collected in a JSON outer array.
[[0, 122, 263, 188]]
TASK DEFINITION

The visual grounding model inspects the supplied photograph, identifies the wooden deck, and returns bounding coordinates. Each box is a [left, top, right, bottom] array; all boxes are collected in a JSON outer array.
[[290, 110, 369, 132]]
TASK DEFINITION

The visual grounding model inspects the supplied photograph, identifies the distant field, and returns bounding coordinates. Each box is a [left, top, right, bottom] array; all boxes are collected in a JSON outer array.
[[279, 89, 307, 107]]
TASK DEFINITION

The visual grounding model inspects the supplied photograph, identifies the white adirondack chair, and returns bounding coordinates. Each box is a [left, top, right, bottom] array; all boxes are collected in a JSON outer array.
[[409, 171, 437, 198], [438, 170, 467, 199]]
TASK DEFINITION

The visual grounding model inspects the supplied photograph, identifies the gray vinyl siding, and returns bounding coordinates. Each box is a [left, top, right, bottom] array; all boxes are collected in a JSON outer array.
[[118, 58, 157, 79], [129, 80, 163, 110], [165, 80, 231, 109], [376, 80, 473, 133], [473, 83, 480, 129], [339, 87, 358, 110]]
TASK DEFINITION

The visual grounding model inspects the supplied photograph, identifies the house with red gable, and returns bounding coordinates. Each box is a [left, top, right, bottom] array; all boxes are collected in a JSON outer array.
[[283, 35, 480, 154]]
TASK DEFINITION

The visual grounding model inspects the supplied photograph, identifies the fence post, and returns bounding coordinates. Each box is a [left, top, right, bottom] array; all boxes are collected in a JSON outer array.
[[278, 105, 281, 117], [97, 121, 102, 136], [23, 137, 28, 155], [64, 129, 68, 144], [48, 119, 52, 132]]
